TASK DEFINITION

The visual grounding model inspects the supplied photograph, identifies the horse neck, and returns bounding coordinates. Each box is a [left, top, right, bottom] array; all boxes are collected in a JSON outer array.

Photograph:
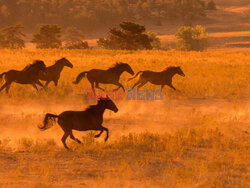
[[108, 67, 125, 76], [165, 68, 178, 78], [24, 67, 39, 74], [93, 103, 106, 116], [53, 62, 65, 72], [25, 68, 40, 77]]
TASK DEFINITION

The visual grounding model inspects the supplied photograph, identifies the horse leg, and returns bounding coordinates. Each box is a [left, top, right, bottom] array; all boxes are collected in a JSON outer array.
[[167, 83, 177, 91], [90, 81, 96, 96], [95, 82, 105, 91], [45, 81, 51, 88], [132, 80, 141, 89], [113, 83, 125, 92], [137, 81, 148, 90], [94, 130, 104, 138], [5, 84, 10, 94], [161, 85, 165, 90], [32, 84, 39, 92], [35, 80, 44, 89], [101, 126, 109, 142], [36, 80, 43, 87], [0, 82, 10, 93], [61, 131, 70, 149], [69, 131, 81, 144], [53, 79, 58, 86]]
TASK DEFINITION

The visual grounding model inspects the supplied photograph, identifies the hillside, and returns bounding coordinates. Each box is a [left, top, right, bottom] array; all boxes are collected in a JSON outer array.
[[146, 0, 250, 50], [86, 0, 250, 50]]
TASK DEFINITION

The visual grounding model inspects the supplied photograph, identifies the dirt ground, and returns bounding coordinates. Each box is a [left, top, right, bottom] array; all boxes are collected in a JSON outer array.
[[0, 96, 249, 187]]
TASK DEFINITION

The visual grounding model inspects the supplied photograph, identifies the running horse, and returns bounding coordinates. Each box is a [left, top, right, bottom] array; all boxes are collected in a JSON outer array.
[[39, 95, 118, 150], [128, 66, 185, 90], [39, 57, 73, 87], [73, 62, 134, 94], [0, 60, 46, 93]]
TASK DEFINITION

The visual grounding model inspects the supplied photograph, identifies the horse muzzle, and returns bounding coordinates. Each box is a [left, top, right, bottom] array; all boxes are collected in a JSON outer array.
[[129, 70, 135, 76]]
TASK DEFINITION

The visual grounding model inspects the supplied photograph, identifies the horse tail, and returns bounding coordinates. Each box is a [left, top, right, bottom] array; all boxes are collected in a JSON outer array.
[[127, 71, 143, 82], [73, 71, 88, 84], [0, 72, 7, 81], [39, 113, 59, 130]]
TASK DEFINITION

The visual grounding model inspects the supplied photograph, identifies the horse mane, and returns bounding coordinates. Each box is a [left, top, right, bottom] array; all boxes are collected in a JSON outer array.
[[163, 66, 179, 71], [107, 62, 128, 71], [85, 98, 106, 112], [55, 57, 65, 64], [22, 60, 44, 71], [86, 105, 97, 111]]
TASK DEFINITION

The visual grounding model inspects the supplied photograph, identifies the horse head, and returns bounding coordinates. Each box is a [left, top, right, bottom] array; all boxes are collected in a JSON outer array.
[[118, 62, 134, 75], [176, 66, 185, 77], [58, 57, 73, 68], [99, 95, 118, 113]]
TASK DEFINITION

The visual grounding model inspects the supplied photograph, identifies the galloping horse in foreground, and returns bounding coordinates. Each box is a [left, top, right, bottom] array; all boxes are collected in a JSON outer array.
[[128, 66, 185, 90], [39, 57, 73, 87], [39, 95, 118, 150], [73, 62, 134, 94], [0, 60, 46, 93]]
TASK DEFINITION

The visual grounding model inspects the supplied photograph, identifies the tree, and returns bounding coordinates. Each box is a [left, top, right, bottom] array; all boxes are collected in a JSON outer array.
[[31, 24, 62, 49], [206, 0, 216, 10], [0, 23, 25, 49], [97, 21, 152, 50], [0, 1, 208, 34], [175, 25, 208, 51]]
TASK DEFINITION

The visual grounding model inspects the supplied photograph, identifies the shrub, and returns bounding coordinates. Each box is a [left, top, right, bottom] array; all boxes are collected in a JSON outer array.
[[64, 41, 90, 49], [63, 26, 89, 49], [175, 25, 208, 51], [147, 32, 163, 50]]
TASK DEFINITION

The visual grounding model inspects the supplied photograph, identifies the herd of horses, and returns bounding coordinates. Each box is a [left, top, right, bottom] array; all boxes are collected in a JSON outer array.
[[0, 57, 185, 149]]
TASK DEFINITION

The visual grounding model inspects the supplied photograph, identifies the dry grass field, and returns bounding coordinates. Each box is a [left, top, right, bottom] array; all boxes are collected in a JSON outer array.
[[0, 49, 249, 187]]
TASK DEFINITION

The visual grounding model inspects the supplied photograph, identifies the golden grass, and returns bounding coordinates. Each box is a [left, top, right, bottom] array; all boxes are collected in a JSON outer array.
[[0, 49, 249, 100], [0, 49, 249, 187], [0, 127, 249, 187]]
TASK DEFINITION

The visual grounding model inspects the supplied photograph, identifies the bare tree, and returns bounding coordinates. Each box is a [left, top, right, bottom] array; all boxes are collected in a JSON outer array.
[[0, 23, 25, 49]]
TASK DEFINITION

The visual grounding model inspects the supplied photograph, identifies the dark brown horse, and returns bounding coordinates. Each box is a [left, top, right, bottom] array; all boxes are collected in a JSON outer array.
[[39, 57, 73, 87], [128, 66, 185, 90], [39, 95, 118, 149], [0, 60, 46, 93], [73, 62, 134, 94]]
